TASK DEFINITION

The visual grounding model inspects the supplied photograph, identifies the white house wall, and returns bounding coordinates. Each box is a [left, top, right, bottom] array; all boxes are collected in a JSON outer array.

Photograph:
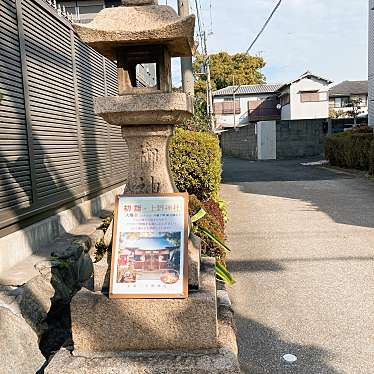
[[289, 77, 329, 120], [280, 86, 291, 120], [214, 93, 276, 127]]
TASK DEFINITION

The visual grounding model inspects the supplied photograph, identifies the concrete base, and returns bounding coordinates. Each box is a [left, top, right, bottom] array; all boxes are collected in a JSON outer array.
[[0, 184, 125, 279], [71, 258, 218, 353]]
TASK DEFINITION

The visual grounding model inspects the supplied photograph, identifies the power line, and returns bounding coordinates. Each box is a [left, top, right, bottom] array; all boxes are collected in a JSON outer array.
[[194, 0, 205, 53], [245, 0, 282, 55], [233, 0, 282, 94]]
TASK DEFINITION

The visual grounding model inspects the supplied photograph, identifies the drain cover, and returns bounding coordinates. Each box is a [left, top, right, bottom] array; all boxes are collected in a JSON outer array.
[[283, 354, 297, 363]]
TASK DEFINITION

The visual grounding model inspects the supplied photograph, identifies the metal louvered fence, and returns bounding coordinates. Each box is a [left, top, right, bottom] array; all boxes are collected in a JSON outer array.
[[0, 0, 128, 236]]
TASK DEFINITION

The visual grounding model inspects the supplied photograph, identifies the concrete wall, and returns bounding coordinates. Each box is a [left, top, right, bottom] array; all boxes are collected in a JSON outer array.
[[220, 119, 327, 161], [0, 184, 125, 274], [276, 119, 326, 159], [220, 124, 257, 160], [289, 77, 329, 120]]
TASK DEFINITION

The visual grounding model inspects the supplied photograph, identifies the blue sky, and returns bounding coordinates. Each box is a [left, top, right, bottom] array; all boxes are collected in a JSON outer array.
[[160, 0, 368, 87]]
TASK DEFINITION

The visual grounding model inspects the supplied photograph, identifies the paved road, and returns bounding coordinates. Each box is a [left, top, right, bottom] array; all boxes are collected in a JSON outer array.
[[221, 157, 374, 374]]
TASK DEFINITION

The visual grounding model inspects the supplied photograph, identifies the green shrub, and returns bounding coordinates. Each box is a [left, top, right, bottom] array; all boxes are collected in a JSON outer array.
[[202, 199, 225, 230], [189, 195, 226, 263], [169, 128, 221, 201], [325, 132, 374, 170]]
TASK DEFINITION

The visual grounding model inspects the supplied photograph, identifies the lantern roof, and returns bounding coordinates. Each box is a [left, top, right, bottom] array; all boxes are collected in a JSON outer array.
[[73, 4, 195, 60]]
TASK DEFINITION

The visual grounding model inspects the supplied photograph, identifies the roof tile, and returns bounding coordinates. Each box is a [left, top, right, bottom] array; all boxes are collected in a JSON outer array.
[[213, 83, 284, 96]]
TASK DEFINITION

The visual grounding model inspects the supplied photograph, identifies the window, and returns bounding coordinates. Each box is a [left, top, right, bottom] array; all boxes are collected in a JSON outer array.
[[333, 97, 350, 108], [213, 100, 240, 114], [59, 0, 106, 23], [300, 91, 321, 102], [280, 93, 290, 106], [361, 96, 368, 107]]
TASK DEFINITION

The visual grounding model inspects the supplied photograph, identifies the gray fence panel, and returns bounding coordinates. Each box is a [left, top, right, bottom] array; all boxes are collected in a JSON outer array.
[[105, 60, 129, 181], [75, 38, 111, 188], [0, 0, 33, 212], [0, 0, 127, 235], [22, 0, 82, 201]]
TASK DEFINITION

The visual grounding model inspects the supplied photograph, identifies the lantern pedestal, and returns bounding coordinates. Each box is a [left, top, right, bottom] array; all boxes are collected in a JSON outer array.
[[71, 258, 217, 354]]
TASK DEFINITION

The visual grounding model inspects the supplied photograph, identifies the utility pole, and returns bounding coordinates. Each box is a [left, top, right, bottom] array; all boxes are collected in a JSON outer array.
[[177, 0, 194, 96], [203, 31, 214, 131]]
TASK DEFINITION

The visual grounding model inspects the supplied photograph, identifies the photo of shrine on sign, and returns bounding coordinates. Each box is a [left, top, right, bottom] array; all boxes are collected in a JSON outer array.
[[109, 193, 189, 299]]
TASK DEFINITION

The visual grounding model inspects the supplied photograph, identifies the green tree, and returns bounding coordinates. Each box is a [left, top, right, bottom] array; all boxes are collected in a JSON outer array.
[[177, 51, 266, 132], [193, 51, 266, 102], [329, 107, 346, 119], [347, 97, 363, 126]]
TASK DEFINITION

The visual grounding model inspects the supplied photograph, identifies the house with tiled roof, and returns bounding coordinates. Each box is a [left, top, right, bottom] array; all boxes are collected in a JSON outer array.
[[329, 80, 368, 117], [212, 71, 332, 130]]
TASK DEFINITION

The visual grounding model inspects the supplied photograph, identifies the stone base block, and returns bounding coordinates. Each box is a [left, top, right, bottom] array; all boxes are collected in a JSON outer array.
[[71, 258, 218, 353], [45, 347, 240, 374], [46, 274, 240, 374]]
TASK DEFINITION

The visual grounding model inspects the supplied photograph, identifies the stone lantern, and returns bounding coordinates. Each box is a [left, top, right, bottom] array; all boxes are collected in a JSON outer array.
[[45, 1, 240, 372], [74, 0, 194, 196]]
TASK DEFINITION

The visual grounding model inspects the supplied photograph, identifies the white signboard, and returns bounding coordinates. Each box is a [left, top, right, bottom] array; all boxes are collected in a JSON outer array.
[[109, 193, 188, 299]]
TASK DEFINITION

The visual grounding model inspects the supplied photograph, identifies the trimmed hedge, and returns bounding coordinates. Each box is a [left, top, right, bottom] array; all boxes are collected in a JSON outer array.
[[325, 132, 374, 170], [169, 128, 221, 201]]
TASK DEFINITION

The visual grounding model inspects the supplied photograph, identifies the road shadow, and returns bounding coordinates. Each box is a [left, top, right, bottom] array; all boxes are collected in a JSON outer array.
[[222, 156, 351, 183], [222, 156, 374, 229], [234, 313, 339, 374]]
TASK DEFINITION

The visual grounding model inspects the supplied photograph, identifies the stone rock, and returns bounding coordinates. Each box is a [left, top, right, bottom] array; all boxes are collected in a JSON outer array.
[[94, 93, 193, 126], [45, 347, 240, 374], [19, 274, 54, 336], [0, 275, 54, 338], [188, 232, 201, 289], [71, 258, 218, 353], [0, 306, 45, 374], [74, 5, 195, 59], [92, 252, 111, 292], [88, 229, 105, 261], [103, 220, 113, 248], [0, 286, 23, 317]]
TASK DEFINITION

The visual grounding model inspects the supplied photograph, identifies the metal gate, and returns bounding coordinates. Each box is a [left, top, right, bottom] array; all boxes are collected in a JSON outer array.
[[257, 121, 276, 160]]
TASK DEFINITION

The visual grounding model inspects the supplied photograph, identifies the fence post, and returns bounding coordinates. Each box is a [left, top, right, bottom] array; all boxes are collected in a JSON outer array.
[[15, 0, 38, 205]]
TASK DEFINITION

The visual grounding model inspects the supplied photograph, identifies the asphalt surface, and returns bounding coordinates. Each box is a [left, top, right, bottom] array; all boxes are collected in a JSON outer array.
[[221, 157, 374, 374]]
